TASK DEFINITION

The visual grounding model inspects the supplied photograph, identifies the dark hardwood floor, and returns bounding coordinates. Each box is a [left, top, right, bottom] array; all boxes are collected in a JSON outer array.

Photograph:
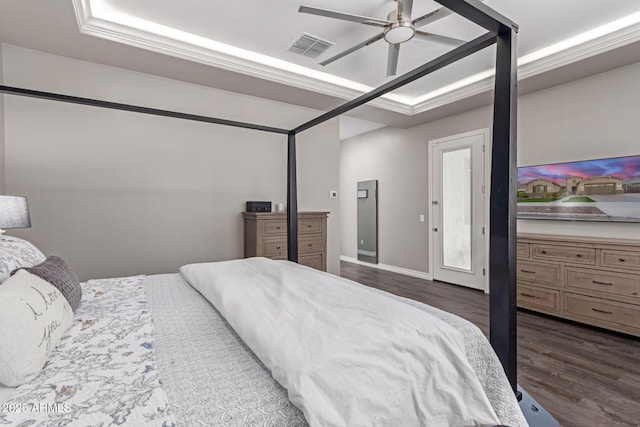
[[340, 261, 640, 427]]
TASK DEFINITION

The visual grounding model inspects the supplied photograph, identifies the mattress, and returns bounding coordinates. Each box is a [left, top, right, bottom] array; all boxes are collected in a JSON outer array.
[[0, 271, 527, 426], [150, 272, 526, 427]]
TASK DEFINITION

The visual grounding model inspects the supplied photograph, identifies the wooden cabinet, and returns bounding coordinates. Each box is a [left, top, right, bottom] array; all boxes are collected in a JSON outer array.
[[518, 233, 640, 337], [243, 212, 329, 271]]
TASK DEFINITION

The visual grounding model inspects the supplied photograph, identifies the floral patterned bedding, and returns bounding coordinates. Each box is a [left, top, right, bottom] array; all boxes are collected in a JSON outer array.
[[0, 276, 174, 426], [0, 270, 526, 427]]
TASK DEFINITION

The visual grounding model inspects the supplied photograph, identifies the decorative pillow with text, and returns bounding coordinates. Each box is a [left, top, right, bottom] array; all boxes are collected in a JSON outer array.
[[0, 270, 72, 387]]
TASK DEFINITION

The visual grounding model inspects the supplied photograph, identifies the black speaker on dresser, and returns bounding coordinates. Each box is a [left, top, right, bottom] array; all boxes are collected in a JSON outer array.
[[246, 201, 272, 213]]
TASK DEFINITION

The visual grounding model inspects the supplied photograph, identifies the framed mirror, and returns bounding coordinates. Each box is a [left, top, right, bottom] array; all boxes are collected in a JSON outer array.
[[357, 180, 378, 264]]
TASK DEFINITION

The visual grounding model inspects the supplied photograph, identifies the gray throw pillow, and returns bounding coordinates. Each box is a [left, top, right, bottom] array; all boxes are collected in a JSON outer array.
[[11, 255, 82, 310]]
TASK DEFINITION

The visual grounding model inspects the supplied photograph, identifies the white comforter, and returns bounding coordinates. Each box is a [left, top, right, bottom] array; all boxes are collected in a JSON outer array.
[[180, 258, 500, 427]]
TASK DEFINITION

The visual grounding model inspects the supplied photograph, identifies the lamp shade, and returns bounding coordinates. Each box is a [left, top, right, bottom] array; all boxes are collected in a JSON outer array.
[[0, 196, 31, 229]]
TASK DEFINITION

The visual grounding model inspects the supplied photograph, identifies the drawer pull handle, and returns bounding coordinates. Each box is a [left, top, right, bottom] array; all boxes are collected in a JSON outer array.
[[619, 258, 626, 262], [276, 226, 281, 230], [307, 224, 312, 228], [308, 243, 313, 247], [591, 308, 613, 315], [576, 254, 583, 258], [541, 250, 547, 254], [520, 269, 536, 274], [592, 280, 613, 286], [276, 246, 281, 250], [521, 293, 538, 299]]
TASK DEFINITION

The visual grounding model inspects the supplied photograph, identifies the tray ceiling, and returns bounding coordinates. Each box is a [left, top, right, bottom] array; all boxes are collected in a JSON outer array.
[[50, 0, 640, 114]]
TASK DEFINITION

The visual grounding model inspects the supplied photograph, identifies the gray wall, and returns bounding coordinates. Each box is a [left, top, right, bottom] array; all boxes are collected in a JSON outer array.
[[341, 60, 640, 273], [2, 45, 340, 280]]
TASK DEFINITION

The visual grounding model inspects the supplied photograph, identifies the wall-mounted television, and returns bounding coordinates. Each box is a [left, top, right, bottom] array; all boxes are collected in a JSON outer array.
[[517, 154, 640, 222]]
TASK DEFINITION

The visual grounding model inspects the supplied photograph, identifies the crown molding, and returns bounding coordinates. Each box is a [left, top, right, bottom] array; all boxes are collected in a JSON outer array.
[[71, 0, 413, 114], [73, 0, 640, 116], [411, 19, 640, 114]]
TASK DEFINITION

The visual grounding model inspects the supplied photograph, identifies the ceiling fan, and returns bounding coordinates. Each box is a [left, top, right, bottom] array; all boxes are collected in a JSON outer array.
[[299, 0, 465, 77]]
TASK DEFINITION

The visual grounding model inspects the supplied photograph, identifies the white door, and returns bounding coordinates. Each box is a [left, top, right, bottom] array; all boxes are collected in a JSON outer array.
[[429, 129, 488, 291]]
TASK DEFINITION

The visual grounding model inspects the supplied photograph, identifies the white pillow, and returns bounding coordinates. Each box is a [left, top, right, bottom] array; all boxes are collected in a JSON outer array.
[[0, 270, 73, 387], [0, 235, 46, 284]]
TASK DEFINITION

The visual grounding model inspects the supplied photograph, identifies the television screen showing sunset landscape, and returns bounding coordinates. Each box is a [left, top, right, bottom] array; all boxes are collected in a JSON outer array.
[[517, 155, 640, 222]]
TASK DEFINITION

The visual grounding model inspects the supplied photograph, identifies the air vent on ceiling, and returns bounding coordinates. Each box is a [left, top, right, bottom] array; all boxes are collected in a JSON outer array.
[[288, 33, 334, 59]]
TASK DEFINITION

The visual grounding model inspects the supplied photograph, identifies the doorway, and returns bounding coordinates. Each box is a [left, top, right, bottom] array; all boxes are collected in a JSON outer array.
[[429, 129, 489, 291]]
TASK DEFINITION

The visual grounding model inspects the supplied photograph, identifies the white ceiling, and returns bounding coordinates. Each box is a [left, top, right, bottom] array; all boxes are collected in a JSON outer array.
[[75, 0, 640, 112], [2, 1, 640, 126]]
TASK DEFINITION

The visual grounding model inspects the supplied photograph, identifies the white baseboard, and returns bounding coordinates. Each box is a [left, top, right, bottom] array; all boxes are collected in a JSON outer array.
[[340, 255, 433, 281]]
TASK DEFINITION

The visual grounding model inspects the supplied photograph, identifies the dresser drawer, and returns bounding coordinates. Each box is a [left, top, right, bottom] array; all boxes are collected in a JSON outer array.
[[263, 220, 287, 236], [299, 253, 323, 270], [299, 218, 323, 234], [263, 240, 287, 257], [517, 243, 530, 259], [533, 244, 596, 265], [566, 267, 640, 299], [299, 236, 323, 254], [517, 284, 560, 313], [601, 249, 640, 271], [565, 293, 640, 329], [517, 260, 560, 287]]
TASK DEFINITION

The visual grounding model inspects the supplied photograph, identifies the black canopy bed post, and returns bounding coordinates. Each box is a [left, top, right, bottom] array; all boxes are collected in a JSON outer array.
[[490, 26, 519, 394], [434, 0, 520, 394], [287, 132, 299, 263]]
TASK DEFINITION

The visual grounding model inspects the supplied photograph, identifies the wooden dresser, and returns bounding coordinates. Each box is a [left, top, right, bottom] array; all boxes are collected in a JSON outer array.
[[517, 233, 640, 337], [243, 212, 329, 271]]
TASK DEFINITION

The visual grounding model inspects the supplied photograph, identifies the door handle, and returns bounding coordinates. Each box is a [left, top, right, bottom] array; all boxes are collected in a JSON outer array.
[[432, 228, 438, 232]]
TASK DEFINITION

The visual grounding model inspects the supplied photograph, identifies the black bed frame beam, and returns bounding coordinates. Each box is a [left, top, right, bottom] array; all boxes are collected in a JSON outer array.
[[435, 0, 518, 34], [0, 0, 519, 395], [293, 31, 495, 134], [0, 85, 290, 135]]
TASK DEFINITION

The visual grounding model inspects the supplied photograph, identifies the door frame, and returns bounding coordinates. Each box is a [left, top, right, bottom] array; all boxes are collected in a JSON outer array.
[[428, 128, 492, 293]]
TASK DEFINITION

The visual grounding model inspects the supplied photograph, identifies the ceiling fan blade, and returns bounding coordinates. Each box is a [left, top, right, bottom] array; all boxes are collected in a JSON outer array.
[[414, 31, 466, 47], [319, 32, 385, 66], [412, 7, 454, 28], [299, 6, 391, 26], [398, 0, 413, 21], [387, 43, 400, 77]]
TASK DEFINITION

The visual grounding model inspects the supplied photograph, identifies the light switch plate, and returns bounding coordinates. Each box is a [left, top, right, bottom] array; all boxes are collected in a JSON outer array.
[[329, 190, 338, 199]]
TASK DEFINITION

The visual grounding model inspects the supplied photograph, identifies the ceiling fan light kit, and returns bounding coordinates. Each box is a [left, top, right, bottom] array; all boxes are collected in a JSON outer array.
[[384, 22, 416, 44]]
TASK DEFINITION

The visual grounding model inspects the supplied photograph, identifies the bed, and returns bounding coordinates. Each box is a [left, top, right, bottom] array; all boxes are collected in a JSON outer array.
[[0, 236, 527, 426], [0, 0, 520, 404], [1, 1, 522, 424]]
